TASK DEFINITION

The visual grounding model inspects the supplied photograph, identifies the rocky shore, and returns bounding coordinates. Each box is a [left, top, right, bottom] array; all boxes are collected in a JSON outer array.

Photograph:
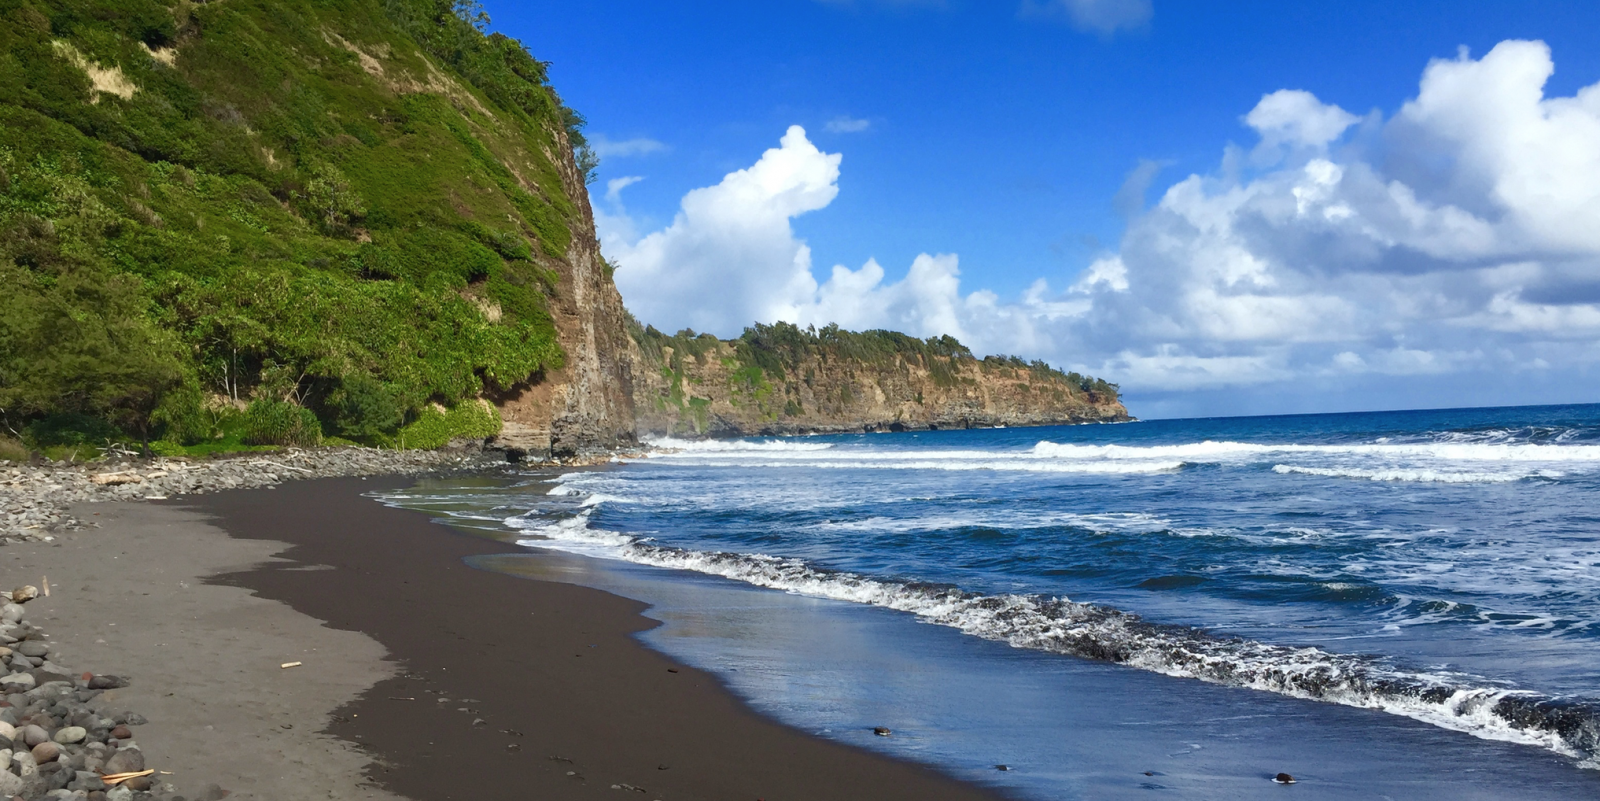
[[0, 586, 166, 800], [0, 446, 508, 545]]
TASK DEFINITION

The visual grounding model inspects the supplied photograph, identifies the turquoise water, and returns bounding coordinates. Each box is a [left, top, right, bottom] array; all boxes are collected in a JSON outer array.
[[382, 403, 1600, 797]]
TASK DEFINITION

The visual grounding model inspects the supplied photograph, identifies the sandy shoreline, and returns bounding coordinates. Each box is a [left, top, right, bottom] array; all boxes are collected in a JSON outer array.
[[7, 475, 1008, 799], [8, 500, 404, 800]]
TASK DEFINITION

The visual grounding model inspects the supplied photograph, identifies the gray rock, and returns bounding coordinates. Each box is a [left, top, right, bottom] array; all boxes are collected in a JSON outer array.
[[74, 770, 105, 791], [21, 723, 49, 746], [87, 676, 128, 691], [103, 749, 143, 774], [0, 767, 23, 796], [14, 744, 37, 775], [1, 604, 23, 622], [53, 726, 87, 744], [17, 641, 49, 658], [46, 764, 71, 790], [106, 786, 134, 801], [0, 671, 34, 691], [123, 713, 146, 726]]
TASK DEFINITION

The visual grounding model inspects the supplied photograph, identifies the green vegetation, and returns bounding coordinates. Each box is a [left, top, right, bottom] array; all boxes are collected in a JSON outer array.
[[631, 320, 1121, 402], [0, 0, 591, 455], [380, 398, 499, 450], [628, 319, 1123, 430]]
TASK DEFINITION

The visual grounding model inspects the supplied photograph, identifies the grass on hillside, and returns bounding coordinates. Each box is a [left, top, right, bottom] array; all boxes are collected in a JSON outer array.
[[0, 0, 594, 453]]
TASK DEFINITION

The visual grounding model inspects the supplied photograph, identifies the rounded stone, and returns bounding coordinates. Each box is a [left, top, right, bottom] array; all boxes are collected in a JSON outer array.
[[103, 749, 143, 775], [30, 740, 59, 763], [52, 726, 86, 745], [109, 725, 130, 740], [20, 724, 48, 746], [16, 641, 48, 658]]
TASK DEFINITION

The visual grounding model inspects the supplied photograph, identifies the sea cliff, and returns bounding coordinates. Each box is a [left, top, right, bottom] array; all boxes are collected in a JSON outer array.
[[627, 323, 1131, 438]]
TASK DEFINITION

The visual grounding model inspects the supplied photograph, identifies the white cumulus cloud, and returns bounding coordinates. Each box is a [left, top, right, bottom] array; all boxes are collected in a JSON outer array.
[[603, 41, 1600, 414]]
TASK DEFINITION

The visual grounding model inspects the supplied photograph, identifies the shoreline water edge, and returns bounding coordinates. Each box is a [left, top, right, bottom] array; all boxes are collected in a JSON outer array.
[[7, 448, 1015, 799], [8, 402, 1600, 799]]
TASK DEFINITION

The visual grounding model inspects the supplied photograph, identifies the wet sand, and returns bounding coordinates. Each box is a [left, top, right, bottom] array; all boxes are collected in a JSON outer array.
[[190, 476, 1009, 800]]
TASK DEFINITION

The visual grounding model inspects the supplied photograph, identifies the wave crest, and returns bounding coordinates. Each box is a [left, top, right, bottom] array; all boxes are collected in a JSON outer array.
[[507, 507, 1600, 764]]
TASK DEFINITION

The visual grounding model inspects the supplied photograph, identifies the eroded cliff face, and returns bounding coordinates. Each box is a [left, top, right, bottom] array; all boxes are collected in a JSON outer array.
[[630, 337, 1130, 439], [493, 129, 637, 458]]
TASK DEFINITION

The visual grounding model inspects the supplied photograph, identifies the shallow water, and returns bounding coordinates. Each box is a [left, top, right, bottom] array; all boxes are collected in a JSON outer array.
[[380, 402, 1600, 797]]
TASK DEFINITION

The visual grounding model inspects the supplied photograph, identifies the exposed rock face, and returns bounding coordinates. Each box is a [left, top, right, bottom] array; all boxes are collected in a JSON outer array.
[[630, 335, 1131, 438], [493, 131, 638, 459]]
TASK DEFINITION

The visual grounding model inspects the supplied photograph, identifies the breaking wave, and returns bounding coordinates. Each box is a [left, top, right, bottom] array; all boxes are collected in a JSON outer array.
[[635, 436, 1600, 481], [506, 505, 1600, 766]]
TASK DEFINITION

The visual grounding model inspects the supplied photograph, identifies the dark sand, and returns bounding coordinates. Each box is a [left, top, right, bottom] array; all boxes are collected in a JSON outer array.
[[195, 476, 1009, 801]]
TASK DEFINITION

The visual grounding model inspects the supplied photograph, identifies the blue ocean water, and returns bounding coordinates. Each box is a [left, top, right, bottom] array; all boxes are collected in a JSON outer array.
[[381, 403, 1600, 796]]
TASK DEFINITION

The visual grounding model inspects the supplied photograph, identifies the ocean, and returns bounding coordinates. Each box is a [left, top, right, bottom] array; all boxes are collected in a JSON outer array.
[[381, 403, 1600, 798]]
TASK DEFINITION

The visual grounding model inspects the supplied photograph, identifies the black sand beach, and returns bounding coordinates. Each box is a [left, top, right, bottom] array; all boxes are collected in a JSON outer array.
[[189, 476, 1009, 800]]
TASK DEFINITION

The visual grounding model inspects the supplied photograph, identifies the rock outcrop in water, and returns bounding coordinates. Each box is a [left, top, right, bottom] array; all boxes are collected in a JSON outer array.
[[626, 322, 1131, 438]]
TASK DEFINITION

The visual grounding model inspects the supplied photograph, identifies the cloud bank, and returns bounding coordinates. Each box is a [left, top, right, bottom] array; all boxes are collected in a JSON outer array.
[[601, 40, 1600, 414]]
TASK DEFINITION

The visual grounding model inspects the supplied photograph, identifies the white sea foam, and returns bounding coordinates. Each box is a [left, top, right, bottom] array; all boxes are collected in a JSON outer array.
[[505, 507, 1600, 765], [1032, 439, 1600, 463], [627, 457, 1187, 474], [1271, 464, 1562, 483], [813, 511, 1174, 535], [631, 435, 1600, 479], [646, 436, 835, 453]]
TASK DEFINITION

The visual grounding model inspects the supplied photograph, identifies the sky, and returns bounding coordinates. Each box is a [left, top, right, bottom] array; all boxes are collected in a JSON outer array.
[[490, 0, 1600, 418]]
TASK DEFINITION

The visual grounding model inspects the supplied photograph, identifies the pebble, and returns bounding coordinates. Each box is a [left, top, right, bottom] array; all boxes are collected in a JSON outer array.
[[0, 596, 171, 800], [1274, 772, 1296, 784]]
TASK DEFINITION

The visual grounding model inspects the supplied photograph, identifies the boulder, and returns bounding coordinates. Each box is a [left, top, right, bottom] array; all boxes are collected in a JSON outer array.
[[17, 641, 49, 658], [0, 605, 22, 623], [52, 726, 86, 745], [20, 724, 48, 746]]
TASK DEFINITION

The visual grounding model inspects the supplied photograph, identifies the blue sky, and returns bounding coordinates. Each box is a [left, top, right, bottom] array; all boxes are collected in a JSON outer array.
[[491, 1, 1600, 418]]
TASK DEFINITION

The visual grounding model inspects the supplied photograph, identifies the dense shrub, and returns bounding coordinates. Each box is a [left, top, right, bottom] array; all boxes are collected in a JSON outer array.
[[242, 399, 321, 447], [382, 400, 500, 450], [327, 373, 403, 439]]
